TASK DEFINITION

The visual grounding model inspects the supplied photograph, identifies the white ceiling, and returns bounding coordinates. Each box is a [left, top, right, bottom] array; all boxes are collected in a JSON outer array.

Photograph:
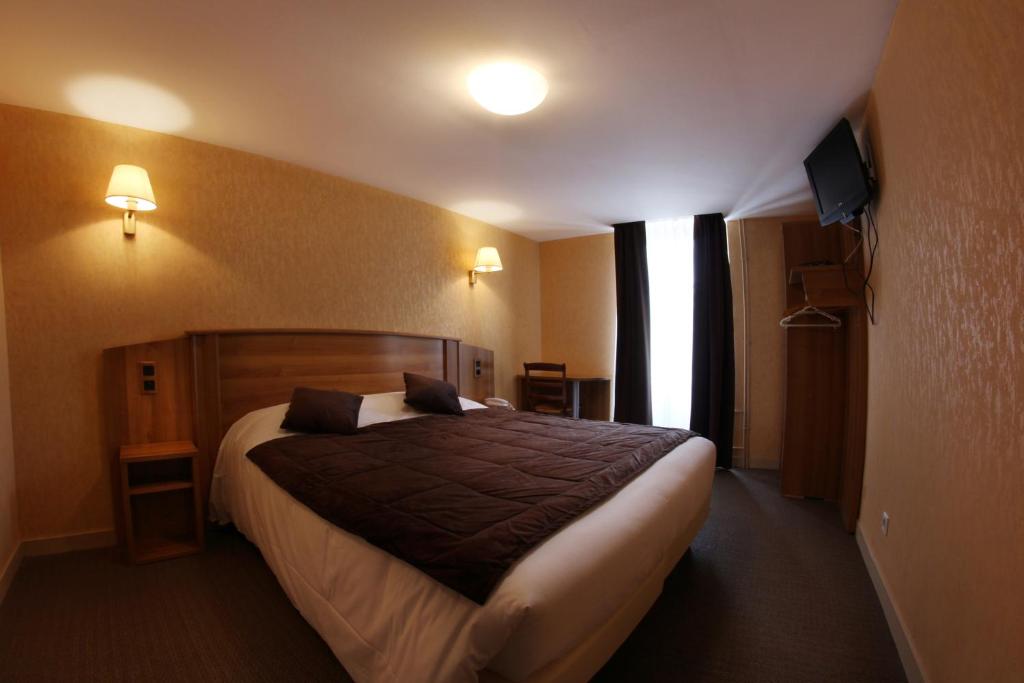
[[0, 0, 897, 241]]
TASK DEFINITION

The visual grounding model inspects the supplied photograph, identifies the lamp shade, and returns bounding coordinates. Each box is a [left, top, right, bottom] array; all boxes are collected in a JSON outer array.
[[105, 165, 157, 211], [473, 247, 503, 272]]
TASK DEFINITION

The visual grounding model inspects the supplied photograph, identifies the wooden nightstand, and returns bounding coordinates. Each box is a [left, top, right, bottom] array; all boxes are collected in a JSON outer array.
[[119, 441, 204, 563]]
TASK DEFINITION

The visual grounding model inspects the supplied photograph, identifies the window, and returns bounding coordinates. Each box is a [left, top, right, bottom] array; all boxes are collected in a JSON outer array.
[[646, 217, 694, 428]]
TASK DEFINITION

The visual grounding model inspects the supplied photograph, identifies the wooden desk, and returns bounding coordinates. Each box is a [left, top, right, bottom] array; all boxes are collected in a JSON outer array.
[[516, 375, 612, 421]]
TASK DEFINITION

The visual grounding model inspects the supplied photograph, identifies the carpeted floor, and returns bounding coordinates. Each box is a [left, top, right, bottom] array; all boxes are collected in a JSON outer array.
[[0, 470, 905, 682]]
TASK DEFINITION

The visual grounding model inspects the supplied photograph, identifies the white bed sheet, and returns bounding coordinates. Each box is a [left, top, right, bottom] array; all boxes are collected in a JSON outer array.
[[210, 393, 715, 683]]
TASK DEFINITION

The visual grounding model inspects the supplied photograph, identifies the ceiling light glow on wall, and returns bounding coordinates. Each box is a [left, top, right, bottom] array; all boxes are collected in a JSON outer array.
[[469, 247, 503, 285], [467, 62, 548, 115], [105, 164, 157, 236], [67, 75, 193, 133], [449, 199, 523, 225]]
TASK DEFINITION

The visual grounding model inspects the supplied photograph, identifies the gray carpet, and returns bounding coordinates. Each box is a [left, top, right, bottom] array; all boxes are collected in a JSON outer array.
[[0, 470, 905, 682], [593, 470, 905, 682]]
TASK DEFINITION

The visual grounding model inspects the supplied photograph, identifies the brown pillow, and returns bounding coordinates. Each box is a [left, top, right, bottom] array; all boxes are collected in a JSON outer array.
[[281, 387, 363, 434], [403, 373, 465, 416]]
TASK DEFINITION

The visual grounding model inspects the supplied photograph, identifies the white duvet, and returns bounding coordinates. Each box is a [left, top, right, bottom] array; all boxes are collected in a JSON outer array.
[[210, 392, 714, 683]]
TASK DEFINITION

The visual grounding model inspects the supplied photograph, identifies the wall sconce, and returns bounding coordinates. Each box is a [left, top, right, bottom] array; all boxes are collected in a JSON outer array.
[[105, 164, 157, 236], [469, 247, 503, 285]]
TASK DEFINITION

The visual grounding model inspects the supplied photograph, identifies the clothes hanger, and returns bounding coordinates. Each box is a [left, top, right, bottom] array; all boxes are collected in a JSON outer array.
[[779, 305, 842, 329]]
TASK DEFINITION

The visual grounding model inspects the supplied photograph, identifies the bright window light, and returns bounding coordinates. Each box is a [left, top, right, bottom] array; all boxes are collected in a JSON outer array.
[[646, 217, 695, 429]]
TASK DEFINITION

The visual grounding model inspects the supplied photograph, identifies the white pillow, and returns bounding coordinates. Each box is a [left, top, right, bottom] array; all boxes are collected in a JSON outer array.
[[358, 391, 485, 428]]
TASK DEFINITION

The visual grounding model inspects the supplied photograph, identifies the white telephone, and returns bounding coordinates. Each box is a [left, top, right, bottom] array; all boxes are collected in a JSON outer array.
[[483, 397, 514, 410]]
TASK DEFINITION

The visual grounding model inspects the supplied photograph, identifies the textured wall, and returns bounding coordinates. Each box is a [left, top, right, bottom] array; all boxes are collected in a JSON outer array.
[[0, 250, 17, 577], [539, 234, 617, 377], [0, 104, 540, 540], [860, 0, 1024, 680]]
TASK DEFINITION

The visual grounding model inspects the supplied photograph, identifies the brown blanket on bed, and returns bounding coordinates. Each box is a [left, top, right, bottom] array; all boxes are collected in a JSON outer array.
[[246, 408, 695, 603]]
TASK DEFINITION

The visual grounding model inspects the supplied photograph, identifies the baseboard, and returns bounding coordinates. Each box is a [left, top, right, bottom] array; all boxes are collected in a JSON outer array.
[[0, 541, 24, 606], [731, 447, 746, 468], [21, 528, 117, 557], [746, 455, 780, 470], [856, 526, 926, 683], [0, 529, 117, 606]]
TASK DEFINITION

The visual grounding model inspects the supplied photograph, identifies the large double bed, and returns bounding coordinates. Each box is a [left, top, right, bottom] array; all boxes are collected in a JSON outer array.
[[104, 330, 715, 683]]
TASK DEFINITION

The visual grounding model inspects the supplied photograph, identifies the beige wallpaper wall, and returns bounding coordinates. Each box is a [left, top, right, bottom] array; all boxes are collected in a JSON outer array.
[[0, 104, 541, 541], [0, 250, 17, 579], [860, 0, 1024, 680], [539, 234, 617, 377]]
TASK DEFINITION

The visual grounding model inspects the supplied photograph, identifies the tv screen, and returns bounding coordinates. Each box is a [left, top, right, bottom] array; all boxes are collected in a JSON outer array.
[[803, 118, 871, 226]]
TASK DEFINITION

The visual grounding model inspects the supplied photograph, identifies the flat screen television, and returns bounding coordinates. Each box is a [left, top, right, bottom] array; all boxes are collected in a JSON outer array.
[[803, 118, 871, 226]]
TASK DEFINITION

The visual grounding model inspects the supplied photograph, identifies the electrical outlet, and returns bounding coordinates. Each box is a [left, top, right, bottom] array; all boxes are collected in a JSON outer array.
[[881, 512, 890, 536]]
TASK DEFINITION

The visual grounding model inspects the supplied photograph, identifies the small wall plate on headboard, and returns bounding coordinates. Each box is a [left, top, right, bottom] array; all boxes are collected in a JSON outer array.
[[138, 361, 157, 394]]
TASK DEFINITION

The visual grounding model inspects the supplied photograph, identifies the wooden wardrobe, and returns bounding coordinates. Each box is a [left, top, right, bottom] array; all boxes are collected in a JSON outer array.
[[780, 220, 868, 532]]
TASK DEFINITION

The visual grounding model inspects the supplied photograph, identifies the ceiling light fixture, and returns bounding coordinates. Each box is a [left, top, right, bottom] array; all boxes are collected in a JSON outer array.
[[467, 62, 548, 116]]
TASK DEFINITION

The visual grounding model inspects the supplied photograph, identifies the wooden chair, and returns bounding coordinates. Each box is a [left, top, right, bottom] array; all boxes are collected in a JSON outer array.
[[523, 362, 570, 417]]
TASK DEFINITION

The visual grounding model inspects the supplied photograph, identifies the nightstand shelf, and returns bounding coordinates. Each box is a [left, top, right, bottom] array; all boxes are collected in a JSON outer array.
[[121, 440, 198, 462], [119, 441, 203, 564], [128, 480, 194, 496]]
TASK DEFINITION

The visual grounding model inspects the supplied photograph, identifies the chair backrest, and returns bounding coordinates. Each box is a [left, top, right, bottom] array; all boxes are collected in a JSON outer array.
[[523, 362, 568, 415]]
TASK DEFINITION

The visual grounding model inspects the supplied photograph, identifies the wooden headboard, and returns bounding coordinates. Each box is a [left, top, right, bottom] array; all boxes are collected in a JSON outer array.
[[191, 330, 460, 441], [103, 329, 494, 511]]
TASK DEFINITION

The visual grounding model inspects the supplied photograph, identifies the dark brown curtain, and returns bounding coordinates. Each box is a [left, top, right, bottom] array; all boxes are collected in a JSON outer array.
[[612, 221, 653, 425], [690, 213, 735, 468]]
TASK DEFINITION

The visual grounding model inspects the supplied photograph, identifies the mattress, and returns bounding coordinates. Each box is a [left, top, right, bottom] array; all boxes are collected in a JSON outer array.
[[210, 393, 715, 683]]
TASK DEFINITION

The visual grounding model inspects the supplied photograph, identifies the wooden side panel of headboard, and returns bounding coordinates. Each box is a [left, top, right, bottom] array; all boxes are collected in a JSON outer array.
[[458, 343, 495, 403], [103, 338, 195, 447], [103, 337, 196, 544]]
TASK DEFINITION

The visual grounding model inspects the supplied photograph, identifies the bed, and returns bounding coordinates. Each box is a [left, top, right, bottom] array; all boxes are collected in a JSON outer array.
[[103, 330, 715, 683], [210, 392, 714, 683]]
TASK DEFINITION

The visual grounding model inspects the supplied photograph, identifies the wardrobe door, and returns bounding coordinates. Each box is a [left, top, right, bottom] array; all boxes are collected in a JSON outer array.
[[781, 322, 847, 499]]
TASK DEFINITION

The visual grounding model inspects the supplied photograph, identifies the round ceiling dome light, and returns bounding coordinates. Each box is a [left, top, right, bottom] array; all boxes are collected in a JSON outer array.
[[467, 62, 548, 116]]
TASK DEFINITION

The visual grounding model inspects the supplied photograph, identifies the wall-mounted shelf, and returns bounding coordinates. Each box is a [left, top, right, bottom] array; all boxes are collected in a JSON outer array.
[[788, 265, 862, 310]]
